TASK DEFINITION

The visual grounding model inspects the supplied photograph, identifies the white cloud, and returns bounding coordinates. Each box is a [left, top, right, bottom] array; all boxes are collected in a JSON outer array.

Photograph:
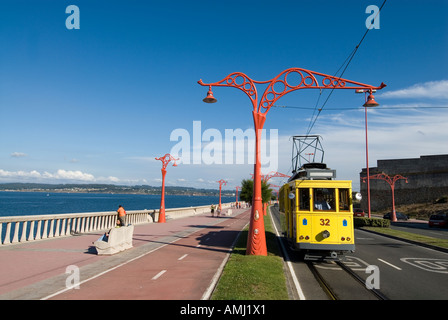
[[11, 152, 28, 158], [52, 169, 95, 181], [0, 169, 40, 178], [0, 169, 120, 184], [381, 80, 448, 99], [103, 176, 120, 183]]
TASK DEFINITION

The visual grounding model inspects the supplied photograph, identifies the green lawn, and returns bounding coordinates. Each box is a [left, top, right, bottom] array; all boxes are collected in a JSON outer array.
[[211, 209, 289, 300]]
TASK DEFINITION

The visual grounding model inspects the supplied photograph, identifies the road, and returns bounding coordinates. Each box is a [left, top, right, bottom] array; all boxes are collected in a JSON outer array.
[[347, 229, 448, 299], [270, 206, 448, 300]]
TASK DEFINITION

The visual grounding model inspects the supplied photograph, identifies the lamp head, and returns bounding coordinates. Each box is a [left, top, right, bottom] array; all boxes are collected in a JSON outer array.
[[203, 86, 217, 103], [363, 92, 380, 107]]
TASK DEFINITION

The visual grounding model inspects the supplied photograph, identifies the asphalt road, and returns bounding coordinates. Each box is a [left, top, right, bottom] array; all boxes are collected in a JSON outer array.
[[347, 229, 448, 299], [270, 206, 448, 300]]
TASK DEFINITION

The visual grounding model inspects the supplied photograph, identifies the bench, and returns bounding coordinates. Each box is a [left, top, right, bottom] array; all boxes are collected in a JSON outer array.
[[94, 225, 134, 255]]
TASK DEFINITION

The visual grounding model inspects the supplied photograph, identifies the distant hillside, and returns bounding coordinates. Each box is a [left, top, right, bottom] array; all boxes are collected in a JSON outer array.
[[0, 183, 235, 197]]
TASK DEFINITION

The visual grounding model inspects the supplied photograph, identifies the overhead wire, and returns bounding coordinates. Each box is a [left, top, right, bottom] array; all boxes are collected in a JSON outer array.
[[280, 0, 388, 176], [302, 0, 388, 136], [275, 105, 448, 110]]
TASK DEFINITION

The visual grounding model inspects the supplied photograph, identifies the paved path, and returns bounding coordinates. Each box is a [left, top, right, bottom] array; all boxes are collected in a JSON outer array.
[[0, 208, 251, 300]]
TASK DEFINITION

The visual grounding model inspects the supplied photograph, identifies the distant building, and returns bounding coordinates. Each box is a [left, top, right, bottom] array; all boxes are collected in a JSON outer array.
[[359, 154, 448, 211]]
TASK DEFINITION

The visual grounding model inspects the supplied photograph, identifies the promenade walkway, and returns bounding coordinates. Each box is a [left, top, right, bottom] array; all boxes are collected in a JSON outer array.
[[0, 208, 251, 300]]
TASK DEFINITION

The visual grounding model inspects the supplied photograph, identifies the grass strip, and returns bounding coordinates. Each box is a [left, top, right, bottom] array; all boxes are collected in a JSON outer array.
[[361, 226, 448, 250], [211, 209, 289, 300]]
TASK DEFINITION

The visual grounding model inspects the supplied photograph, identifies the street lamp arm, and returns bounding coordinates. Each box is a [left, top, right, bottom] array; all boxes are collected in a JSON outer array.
[[217, 179, 227, 186], [199, 69, 386, 115], [198, 72, 259, 111], [362, 173, 408, 186], [259, 68, 386, 113], [155, 153, 179, 170], [264, 171, 291, 182]]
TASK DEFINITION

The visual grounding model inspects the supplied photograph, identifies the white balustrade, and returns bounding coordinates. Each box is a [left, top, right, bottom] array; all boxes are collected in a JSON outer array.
[[0, 203, 233, 245], [0, 210, 152, 245]]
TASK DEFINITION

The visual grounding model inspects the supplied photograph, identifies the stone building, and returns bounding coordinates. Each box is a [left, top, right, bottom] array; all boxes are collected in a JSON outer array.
[[359, 154, 448, 211]]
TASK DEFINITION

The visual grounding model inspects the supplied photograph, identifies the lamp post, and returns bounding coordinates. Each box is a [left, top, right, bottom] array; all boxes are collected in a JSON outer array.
[[155, 153, 179, 223], [235, 186, 241, 207], [362, 173, 408, 222], [217, 179, 227, 212], [356, 89, 380, 218], [199, 68, 386, 255]]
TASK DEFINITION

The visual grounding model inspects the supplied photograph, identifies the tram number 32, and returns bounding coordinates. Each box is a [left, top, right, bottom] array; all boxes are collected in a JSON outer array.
[[320, 219, 330, 226]]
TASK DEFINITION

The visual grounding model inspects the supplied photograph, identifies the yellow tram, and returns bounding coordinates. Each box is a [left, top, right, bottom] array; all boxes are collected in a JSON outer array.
[[279, 163, 355, 260]]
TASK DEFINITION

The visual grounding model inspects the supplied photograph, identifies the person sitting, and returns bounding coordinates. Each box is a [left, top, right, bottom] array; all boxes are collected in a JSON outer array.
[[314, 192, 331, 210]]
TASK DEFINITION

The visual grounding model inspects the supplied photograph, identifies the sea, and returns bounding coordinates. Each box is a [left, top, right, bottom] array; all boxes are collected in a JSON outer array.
[[0, 191, 236, 218]]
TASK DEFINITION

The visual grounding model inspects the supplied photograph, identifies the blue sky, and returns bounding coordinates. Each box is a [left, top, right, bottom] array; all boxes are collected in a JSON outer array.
[[1, 0, 447, 191]]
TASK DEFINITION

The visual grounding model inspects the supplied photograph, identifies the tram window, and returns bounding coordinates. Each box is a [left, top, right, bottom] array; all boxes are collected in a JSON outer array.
[[314, 188, 335, 211], [339, 188, 350, 211], [299, 189, 310, 211]]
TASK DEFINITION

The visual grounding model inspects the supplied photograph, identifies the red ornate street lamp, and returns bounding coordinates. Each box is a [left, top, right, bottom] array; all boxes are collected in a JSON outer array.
[[362, 173, 408, 222], [235, 186, 241, 207], [155, 153, 179, 223], [357, 88, 381, 218], [217, 179, 227, 212], [199, 68, 386, 255]]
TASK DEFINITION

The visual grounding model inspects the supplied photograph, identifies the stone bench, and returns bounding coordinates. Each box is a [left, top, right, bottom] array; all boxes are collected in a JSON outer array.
[[94, 225, 134, 255]]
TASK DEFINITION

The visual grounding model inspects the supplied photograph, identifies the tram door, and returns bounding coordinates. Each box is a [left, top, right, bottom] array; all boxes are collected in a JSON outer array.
[[290, 188, 296, 240]]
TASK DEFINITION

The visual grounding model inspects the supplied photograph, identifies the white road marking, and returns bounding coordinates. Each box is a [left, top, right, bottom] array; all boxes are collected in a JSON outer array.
[[152, 270, 167, 280], [401, 258, 448, 274], [178, 254, 188, 261], [269, 208, 306, 300], [378, 258, 402, 270]]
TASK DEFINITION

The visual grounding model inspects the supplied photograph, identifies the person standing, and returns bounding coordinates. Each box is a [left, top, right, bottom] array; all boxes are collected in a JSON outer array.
[[117, 205, 126, 227]]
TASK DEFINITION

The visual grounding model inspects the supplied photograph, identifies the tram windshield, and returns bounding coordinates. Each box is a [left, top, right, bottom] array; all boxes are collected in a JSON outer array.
[[313, 188, 335, 211]]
